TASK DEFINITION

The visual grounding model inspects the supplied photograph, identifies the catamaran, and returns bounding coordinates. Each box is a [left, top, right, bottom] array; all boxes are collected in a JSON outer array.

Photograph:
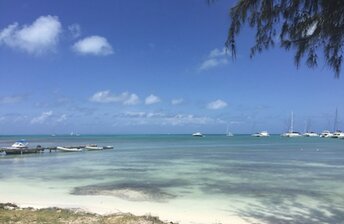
[[282, 112, 302, 137]]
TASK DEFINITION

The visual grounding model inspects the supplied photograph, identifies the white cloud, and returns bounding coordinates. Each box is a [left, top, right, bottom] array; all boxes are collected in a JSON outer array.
[[207, 99, 227, 110], [116, 111, 225, 126], [145, 94, 161, 105], [171, 98, 184, 105], [73, 35, 113, 56], [200, 47, 229, 71], [56, 114, 67, 122], [90, 90, 139, 105], [0, 15, 62, 54], [0, 95, 25, 104], [200, 58, 228, 70], [124, 93, 140, 105], [68, 23, 81, 38], [30, 111, 53, 124], [209, 48, 227, 58]]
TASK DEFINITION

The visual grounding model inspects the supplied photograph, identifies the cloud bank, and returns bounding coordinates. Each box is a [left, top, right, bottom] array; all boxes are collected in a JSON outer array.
[[207, 99, 227, 110], [90, 90, 139, 105]]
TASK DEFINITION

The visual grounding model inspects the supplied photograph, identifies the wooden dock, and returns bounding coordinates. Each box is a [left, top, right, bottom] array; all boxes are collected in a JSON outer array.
[[0, 145, 89, 155]]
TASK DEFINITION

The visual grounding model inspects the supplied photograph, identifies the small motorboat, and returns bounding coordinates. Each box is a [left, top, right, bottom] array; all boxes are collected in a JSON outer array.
[[57, 146, 83, 152], [10, 139, 29, 149], [192, 132, 204, 137], [85, 144, 103, 150], [1, 140, 42, 155], [102, 145, 114, 150], [252, 131, 270, 137]]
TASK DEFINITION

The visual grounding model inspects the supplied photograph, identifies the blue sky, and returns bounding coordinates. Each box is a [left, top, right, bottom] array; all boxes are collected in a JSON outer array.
[[0, 0, 343, 134]]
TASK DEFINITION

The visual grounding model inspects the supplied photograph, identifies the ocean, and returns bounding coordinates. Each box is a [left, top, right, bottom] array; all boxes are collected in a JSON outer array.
[[0, 135, 343, 224]]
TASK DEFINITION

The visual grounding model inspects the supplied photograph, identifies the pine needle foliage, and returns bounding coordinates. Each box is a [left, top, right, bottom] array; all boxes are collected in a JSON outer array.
[[226, 0, 344, 77]]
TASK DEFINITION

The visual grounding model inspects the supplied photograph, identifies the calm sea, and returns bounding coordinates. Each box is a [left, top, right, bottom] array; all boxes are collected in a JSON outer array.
[[0, 135, 343, 223]]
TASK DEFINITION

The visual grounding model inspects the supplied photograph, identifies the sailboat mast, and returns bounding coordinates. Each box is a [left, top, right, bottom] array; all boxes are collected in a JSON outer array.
[[334, 108, 338, 132], [290, 111, 294, 132]]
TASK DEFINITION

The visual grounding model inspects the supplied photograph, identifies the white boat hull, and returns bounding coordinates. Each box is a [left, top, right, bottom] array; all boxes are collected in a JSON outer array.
[[85, 146, 103, 150], [57, 146, 83, 152]]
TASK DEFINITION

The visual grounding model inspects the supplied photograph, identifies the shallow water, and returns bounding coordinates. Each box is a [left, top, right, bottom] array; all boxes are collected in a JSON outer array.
[[0, 135, 344, 224]]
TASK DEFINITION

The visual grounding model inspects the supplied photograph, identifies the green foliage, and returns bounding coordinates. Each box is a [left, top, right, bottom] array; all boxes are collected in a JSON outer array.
[[227, 0, 344, 77]]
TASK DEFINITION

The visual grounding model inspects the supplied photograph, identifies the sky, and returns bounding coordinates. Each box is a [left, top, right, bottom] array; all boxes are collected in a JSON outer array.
[[0, 0, 343, 135]]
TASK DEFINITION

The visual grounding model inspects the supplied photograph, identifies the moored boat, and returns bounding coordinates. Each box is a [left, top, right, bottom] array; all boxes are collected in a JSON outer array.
[[102, 146, 114, 149], [85, 144, 103, 150], [320, 130, 333, 138], [57, 146, 83, 152], [252, 131, 270, 137], [303, 132, 319, 137], [282, 112, 302, 137], [192, 132, 204, 137], [1, 140, 43, 155]]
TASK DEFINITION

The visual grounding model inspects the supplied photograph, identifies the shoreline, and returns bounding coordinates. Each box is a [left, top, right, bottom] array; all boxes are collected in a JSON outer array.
[[0, 193, 253, 224], [0, 202, 169, 224]]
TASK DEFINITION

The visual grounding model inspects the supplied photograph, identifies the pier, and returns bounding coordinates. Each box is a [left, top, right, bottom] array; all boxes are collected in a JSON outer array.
[[0, 145, 105, 155]]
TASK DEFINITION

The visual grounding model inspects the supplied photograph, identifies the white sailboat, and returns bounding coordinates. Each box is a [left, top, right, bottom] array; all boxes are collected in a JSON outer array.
[[321, 108, 339, 138], [226, 124, 234, 136], [303, 119, 319, 137], [282, 112, 302, 137]]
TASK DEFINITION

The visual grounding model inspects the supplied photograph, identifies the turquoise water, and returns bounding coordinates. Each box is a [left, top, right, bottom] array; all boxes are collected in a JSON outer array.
[[0, 135, 344, 223]]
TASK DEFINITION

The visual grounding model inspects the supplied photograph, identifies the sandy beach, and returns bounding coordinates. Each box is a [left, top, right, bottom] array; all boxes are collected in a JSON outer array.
[[0, 181, 254, 224]]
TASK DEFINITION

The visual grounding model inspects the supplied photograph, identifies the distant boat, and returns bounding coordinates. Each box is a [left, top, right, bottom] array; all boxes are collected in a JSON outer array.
[[226, 132, 234, 137], [282, 112, 302, 137], [11, 139, 29, 148], [332, 131, 344, 138], [70, 132, 80, 136], [103, 146, 114, 150], [85, 144, 103, 150], [320, 130, 334, 138], [303, 132, 319, 137], [57, 146, 83, 152], [303, 119, 318, 137], [192, 132, 204, 137], [252, 131, 270, 137], [320, 109, 340, 138], [226, 124, 234, 136]]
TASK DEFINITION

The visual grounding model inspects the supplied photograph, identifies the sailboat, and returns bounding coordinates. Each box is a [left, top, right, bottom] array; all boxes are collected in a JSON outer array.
[[226, 124, 234, 136], [331, 108, 343, 138], [303, 119, 319, 137], [282, 112, 302, 137], [321, 108, 340, 138]]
